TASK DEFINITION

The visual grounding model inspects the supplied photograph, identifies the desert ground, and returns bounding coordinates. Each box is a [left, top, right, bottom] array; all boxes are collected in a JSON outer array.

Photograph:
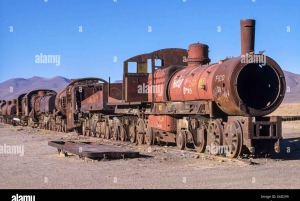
[[0, 104, 300, 189], [268, 103, 300, 116]]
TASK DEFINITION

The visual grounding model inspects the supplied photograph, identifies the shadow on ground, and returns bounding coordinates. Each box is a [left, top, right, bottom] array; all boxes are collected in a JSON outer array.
[[271, 137, 300, 160]]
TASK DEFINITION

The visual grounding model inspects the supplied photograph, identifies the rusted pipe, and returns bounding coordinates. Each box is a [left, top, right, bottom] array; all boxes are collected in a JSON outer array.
[[240, 19, 255, 55]]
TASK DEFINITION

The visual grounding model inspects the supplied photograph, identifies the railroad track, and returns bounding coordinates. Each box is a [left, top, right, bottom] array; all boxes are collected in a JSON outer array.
[[281, 116, 300, 121]]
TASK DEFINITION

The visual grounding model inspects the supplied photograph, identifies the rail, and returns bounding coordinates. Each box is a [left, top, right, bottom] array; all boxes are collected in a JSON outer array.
[[281, 116, 300, 121]]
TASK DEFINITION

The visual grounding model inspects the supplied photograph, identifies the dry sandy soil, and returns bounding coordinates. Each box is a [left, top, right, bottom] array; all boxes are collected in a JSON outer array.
[[0, 117, 300, 190], [269, 103, 300, 116]]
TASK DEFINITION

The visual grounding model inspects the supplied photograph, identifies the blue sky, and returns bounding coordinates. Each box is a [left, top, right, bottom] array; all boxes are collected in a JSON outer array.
[[0, 0, 299, 83]]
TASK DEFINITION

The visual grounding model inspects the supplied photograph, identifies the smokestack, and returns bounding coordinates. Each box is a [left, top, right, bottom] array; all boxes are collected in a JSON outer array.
[[240, 19, 255, 55]]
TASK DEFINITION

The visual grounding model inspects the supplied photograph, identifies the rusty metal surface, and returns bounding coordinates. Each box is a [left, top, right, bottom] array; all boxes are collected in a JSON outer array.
[[48, 141, 139, 159], [0, 100, 6, 116], [7, 99, 17, 116], [125, 75, 148, 102], [16, 94, 26, 116], [148, 65, 185, 102], [240, 19, 255, 55], [167, 55, 285, 116], [68, 77, 107, 87], [109, 83, 122, 100], [65, 78, 109, 130], [81, 91, 104, 111], [2, 100, 11, 116], [55, 89, 66, 116], [148, 115, 176, 132], [186, 43, 210, 66], [166, 19, 285, 116], [123, 48, 188, 101], [21, 89, 57, 118], [39, 94, 56, 113]]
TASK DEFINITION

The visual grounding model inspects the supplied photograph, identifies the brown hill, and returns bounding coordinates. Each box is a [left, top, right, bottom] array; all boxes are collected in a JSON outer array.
[[0, 76, 70, 101]]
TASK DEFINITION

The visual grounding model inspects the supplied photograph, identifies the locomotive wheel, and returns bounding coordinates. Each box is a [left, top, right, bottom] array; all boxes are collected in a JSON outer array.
[[52, 123, 56, 131], [82, 122, 90, 136], [137, 131, 144, 145], [95, 122, 101, 138], [136, 119, 145, 145], [105, 125, 111, 139], [193, 127, 207, 153], [57, 125, 61, 132], [145, 126, 155, 145], [112, 126, 119, 140], [64, 124, 67, 133], [120, 126, 127, 141], [129, 124, 137, 144], [223, 120, 243, 158], [207, 119, 223, 156], [176, 130, 186, 150]]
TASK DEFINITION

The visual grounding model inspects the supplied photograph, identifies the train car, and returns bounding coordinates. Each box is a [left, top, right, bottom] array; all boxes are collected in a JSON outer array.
[[20, 89, 57, 128], [0, 99, 15, 124], [54, 77, 123, 135], [0, 100, 7, 122]]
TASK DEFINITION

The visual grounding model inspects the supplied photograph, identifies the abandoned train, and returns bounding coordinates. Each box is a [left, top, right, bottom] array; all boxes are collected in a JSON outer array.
[[0, 19, 286, 158]]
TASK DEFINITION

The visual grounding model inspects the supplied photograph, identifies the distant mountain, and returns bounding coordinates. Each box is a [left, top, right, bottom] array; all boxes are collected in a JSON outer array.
[[283, 70, 300, 103], [0, 76, 70, 101]]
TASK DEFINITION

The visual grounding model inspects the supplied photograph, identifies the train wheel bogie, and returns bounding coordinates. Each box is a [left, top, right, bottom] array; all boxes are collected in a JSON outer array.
[[129, 124, 137, 144], [120, 126, 127, 141], [82, 121, 90, 136], [176, 130, 186, 150], [223, 120, 243, 158], [112, 126, 119, 140], [136, 119, 145, 145], [193, 127, 207, 153], [145, 126, 155, 145], [95, 131, 101, 138], [207, 119, 223, 156], [137, 132, 144, 145], [105, 125, 111, 139]]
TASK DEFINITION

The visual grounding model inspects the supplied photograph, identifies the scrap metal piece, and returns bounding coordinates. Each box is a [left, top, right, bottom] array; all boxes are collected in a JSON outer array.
[[48, 141, 139, 159]]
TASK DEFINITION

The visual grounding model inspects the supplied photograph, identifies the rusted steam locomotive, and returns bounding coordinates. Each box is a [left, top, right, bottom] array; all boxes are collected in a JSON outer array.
[[0, 19, 286, 158]]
